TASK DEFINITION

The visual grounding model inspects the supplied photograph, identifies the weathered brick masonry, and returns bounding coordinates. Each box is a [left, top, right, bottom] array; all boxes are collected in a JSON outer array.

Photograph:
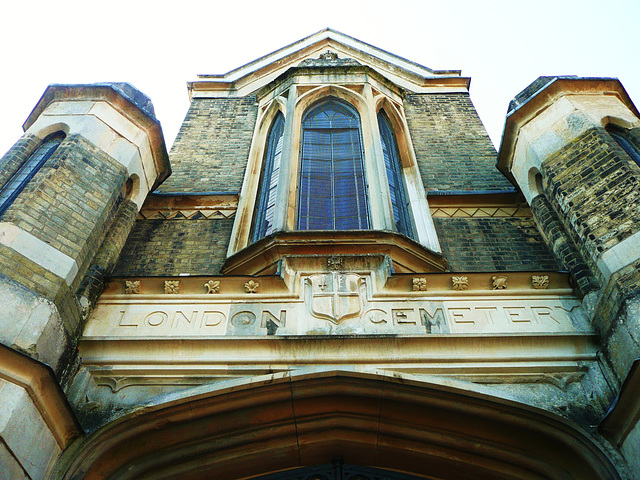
[[0, 134, 41, 187], [159, 96, 259, 193], [542, 127, 640, 285], [0, 135, 129, 295], [404, 93, 513, 192], [433, 216, 560, 272], [0, 134, 128, 327], [530, 194, 599, 295], [113, 218, 234, 276]]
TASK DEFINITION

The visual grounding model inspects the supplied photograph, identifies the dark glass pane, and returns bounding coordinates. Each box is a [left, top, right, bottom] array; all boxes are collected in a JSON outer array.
[[252, 113, 285, 241], [0, 132, 65, 216], [378, 111, 413, 238], [608, 126, 640, 166], [298, 99, 370, 230]]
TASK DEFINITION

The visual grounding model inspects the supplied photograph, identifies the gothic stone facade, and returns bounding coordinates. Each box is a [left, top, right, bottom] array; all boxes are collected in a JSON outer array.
[[1, 30, 640, 480]]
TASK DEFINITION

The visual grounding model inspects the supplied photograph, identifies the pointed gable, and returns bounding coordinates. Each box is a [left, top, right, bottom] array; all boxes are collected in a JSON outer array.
[[189, 28, 469, 98]]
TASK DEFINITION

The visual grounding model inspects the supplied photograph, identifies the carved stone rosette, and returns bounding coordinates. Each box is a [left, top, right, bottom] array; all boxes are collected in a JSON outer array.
[[451, 276, 468, 291], [164, 280, 180, 294], [204, 280, 220, 294], [412, 277, 427, 291], [492, 276, 508, 290], [531, 275, 549, 289], [244, 280, 259, 293], [124, 280, 140, 295]]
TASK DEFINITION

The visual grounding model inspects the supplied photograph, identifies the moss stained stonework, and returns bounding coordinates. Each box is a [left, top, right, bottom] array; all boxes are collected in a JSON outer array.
[[530, 194, 599, 295], [0, 133, 41, 187]]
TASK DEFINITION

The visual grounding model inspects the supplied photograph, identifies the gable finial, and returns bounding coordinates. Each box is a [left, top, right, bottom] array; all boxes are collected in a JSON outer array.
[[319, 49, 339, 60]]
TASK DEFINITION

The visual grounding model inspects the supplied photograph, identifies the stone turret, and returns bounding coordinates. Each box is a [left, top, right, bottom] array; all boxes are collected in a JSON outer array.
[[0, 83, 169, 479], [498, 76, 640, 470]]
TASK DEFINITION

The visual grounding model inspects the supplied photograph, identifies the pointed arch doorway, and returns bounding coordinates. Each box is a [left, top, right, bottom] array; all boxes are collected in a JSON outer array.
[[60, 370, 620, 480]]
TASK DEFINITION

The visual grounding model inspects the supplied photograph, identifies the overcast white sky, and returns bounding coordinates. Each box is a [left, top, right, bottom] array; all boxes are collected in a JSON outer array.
[[1, 0, 639, 157]]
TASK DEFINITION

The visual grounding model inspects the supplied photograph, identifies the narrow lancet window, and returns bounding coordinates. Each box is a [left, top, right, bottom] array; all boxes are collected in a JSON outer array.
[[252, 112, 285, 241], [607, 125, 640, 167], [297, 99, 369, 230], [378, 111, 413, 237], [0, 132, 65, 216]]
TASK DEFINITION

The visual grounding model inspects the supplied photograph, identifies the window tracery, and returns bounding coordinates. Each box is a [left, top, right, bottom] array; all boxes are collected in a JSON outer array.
[[231, 79, 441, 262]]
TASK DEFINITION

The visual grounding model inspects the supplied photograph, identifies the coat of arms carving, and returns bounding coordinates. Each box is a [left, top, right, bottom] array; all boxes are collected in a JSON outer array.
[[304, 273, 366, 324]]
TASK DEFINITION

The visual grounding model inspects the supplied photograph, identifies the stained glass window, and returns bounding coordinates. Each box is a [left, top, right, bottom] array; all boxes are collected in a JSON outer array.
[[253, 112, 285, 241], [378, 111, 413, 238], [297, 99, 370, 230], [0, 132, 65, 216]]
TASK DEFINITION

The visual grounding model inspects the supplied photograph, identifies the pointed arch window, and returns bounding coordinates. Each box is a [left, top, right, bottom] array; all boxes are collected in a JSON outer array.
[[0, 132, 65, 216], [297, 99, 370, 230], [378, 111, 413, 238], [252, 112, 285, 241], [607, 125, 640, 167]]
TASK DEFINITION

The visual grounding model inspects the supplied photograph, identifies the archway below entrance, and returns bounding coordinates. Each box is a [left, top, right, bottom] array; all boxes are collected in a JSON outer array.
[[253, 461, 436, 480], [60, 370, 620, 480]]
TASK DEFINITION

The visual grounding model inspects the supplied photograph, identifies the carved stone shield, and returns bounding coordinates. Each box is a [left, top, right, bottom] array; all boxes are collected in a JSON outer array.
[[305, 273, 365, 324]]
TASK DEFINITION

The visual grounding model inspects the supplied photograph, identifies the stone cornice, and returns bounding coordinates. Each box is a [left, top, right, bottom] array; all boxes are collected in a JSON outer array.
[[221, 230, 448, 275], [23, 84, 171, 191], [0, 343, 81, 449], [497, 77, 639, 184]]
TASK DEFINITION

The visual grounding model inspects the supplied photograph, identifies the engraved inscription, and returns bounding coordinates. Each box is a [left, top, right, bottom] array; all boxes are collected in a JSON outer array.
[[96, 296, 584, 338], [393, 309, 417, 325], [172, 310, 198, 328], [231, 311, 256, 326], [114, 310, 227, 329], [365, 309, 387, 324], [420, 307, 448, 333], [201, 311, 225, 326], [261, 310, 286, 328], [145, 311, 168, 327], [449, 307, 475, 324], [116, 310, 136, 327], [504, 307, 533, 323]]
